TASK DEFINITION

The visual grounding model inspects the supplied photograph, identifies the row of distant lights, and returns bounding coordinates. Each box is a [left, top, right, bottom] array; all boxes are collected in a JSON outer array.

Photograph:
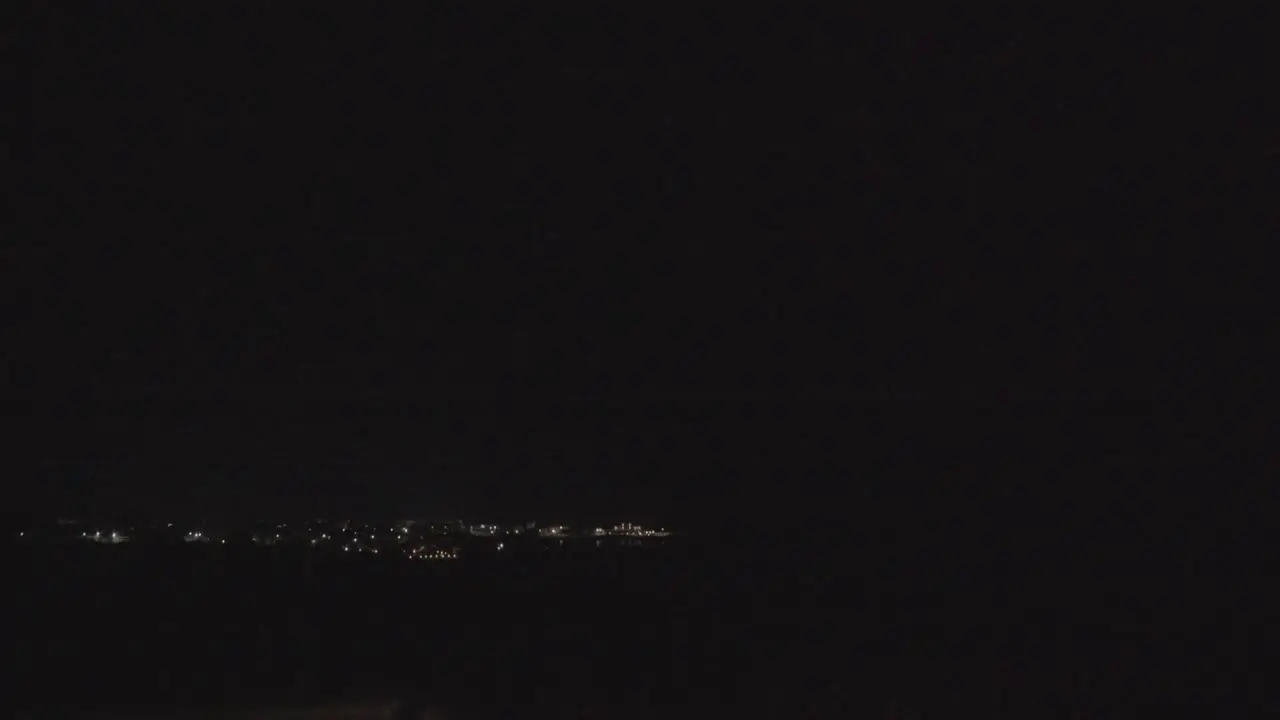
[[58, 524, 664, 545], [81, 530, 126, 543], [409, 547, 458, 560], [591, 524, 669, 537]]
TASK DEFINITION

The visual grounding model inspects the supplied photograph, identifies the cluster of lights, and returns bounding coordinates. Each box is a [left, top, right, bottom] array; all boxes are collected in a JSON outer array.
[[82, 530, 128, 544], [595, 523, 670, 537], [409, 547, 457, 560]]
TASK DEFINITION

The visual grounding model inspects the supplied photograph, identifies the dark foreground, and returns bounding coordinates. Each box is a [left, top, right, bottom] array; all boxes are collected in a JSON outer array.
[[9, 526, 1274, 717]]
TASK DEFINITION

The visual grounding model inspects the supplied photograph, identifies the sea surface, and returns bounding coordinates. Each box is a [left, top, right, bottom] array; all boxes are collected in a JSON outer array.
[[10, 525, 1273, 717]]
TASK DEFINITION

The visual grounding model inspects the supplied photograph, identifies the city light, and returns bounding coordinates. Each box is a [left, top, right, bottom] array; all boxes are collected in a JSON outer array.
[[42, 516, 674, 558]]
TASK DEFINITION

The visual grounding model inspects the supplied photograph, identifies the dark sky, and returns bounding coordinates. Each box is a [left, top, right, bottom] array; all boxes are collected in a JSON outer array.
[[9, 9, 1276, 528]]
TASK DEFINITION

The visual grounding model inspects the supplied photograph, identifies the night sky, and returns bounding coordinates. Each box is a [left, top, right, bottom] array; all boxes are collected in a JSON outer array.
[[10, 9, 1276, 530]]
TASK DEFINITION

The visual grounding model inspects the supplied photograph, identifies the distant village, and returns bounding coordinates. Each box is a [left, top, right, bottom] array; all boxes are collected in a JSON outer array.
[[16, 517, 676, 560]]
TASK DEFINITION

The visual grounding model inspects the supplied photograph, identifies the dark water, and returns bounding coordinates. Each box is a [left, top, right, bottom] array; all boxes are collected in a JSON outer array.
[[10, 527, 1274, 717]]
